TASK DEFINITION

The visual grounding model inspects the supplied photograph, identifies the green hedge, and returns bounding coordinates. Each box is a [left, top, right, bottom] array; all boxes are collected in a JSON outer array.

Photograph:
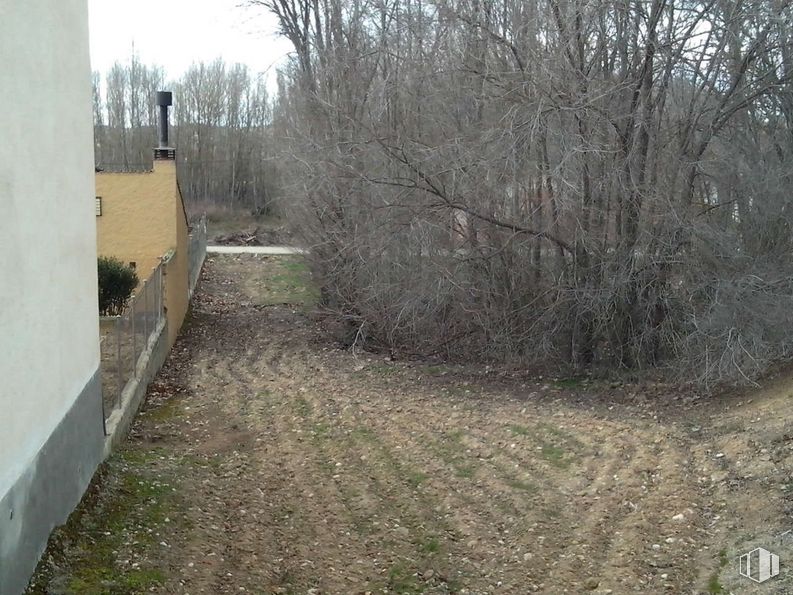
[[98, 256, 138, 316]]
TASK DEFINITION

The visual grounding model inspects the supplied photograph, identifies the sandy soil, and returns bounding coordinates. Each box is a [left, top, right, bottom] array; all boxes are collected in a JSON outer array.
[[27, 255, 793, 594], [207, 215, 293, 247]]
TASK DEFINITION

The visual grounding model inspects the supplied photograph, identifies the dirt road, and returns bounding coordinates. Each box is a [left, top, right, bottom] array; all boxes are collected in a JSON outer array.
[[28, 255, 793, 594]]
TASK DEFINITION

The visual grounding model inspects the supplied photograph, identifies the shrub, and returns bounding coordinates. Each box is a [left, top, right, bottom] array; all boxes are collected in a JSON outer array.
[[98, 256, 138, 316]]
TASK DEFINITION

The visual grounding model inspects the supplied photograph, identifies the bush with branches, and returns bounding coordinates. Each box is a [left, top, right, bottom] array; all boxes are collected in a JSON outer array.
[[97, 256, 138, 316], [260, 0, 793, 389]]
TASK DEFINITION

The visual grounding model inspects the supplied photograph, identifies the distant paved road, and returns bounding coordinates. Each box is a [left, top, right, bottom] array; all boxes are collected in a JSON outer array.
[[206, 245, 305, 255]]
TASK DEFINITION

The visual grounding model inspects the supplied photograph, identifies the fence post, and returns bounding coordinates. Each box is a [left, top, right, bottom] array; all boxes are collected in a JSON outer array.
[[101, 335, 108, 436], [116, 317, 122, 409], [155, 266, 159, 325], [159, 265, 163, 323], [130, 294, 137, 378], [143, 279, 149, 346]]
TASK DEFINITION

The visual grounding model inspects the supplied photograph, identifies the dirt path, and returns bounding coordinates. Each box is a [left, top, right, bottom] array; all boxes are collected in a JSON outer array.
[[28, 255, 793, 594]]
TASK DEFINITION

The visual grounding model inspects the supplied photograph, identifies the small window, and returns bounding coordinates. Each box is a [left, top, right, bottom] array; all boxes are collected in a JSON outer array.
[[95, 196, 102, 216]]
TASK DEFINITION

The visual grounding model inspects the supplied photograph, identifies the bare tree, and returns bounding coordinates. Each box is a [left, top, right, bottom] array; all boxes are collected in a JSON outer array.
[[93, 55, 280, 215], [256, 0, 793, 388]]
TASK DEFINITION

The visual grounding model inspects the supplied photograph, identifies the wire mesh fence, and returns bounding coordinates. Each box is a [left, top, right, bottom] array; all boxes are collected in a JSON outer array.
[[99, 263, 164, 423], [188, 215, 207, 296]]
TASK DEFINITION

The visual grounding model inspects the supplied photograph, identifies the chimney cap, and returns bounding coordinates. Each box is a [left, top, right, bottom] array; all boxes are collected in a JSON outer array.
[[156, 91, 172, 107]]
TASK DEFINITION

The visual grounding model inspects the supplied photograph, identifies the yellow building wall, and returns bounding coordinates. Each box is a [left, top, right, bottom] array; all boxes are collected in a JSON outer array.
[[165, 178, 190, 347], [95, 158, 189, 347]]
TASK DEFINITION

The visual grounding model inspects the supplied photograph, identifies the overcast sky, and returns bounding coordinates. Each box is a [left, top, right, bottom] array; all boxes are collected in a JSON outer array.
[[88, 0, 293, 84]]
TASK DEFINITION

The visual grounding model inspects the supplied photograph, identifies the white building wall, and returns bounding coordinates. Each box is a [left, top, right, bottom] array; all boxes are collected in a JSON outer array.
[[0, 1, 102, 592]]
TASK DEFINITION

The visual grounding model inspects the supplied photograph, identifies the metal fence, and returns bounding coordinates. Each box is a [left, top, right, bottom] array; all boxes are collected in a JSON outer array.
[[99, 263, 165, 422], [188, 215, 207, 296]]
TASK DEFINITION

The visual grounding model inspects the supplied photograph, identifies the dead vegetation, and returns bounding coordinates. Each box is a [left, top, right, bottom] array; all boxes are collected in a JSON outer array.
[[204, 210, 293, 248], [257, 0, 793, 388]]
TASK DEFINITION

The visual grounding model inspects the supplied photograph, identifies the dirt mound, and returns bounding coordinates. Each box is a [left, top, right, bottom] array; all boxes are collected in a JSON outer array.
[[212, 225, 292, 246]]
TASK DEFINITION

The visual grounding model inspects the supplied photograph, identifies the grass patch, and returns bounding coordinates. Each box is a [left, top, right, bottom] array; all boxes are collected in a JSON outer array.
[[540, 444, 568, 468], [508, 420, 583, 467], [536, 422, 578, 442], [68, 568, 166, 595], [719, 548, 728, 567], [311, 421, 331, 439], [421, 537, 441, 554], [543, 505, 562, 519], [506, 478, 537, 492], [118, 445, 167, 466], [441, 385, 473, 397], [359, 363, 401, 377], [282, 259, 309, 273], [707, 574, 724, 594], [352, 426, 430, 490], [387, 563, 424, 594], [705, 549, 729, 594], [247, 256, 318, 308], [181, 452, 223, 470], [351, 426, 378, 442], [489, 460, 539, 494], [271, 566, 298, 594], [406, 470, 428, 488], [446, 429, 465, 442], [508, 424, 531, 436], [293, 396, 312, 418], [425, 430, 480, 481], [553, 377, 587, 389], [455, 464, 476, 479], [27, 445, 183, 594], [532, 422, 584, 470], [140, 393, 183, 423]]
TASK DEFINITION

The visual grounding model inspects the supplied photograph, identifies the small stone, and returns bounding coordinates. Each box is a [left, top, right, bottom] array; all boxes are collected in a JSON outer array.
[[584, 577, 599, 590], [672, 513, 685, 522], [661, 573, 668, 579], [711, 471, 728, 482], [424, 569, 435, 580], [651, 544, 661, 551]]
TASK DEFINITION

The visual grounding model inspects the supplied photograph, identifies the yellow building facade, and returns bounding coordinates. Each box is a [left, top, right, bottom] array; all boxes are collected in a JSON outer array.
[[95, 153, 190, 347]]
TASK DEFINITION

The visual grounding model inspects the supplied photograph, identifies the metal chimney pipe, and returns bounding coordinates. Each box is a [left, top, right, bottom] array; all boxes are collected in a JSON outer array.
[[155, 91, 172, 148]]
